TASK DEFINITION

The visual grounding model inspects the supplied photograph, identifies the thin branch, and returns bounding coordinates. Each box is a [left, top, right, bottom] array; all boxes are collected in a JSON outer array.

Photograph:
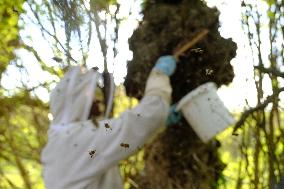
[[4, 129, 32, 189], [253, 110, 261, 188], [173, 29, 209, 59], [87, 15, 92, 52], [112, 4, 120, 59], [27, 2, 77, 63], [42, 0, 63, 54], [0, 169, 20, 189], [254, 66, 284, 78], [233, 87, 284, 134], [77, 26, 87, 66], [43, 0, 56, 35], [22, 44, 59, 76], [82, 2, 108, 71]]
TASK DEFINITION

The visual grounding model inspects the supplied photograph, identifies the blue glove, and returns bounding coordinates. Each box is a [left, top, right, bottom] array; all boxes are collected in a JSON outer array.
[[166, 104, 182, 126], [154, 55, 177, 76]]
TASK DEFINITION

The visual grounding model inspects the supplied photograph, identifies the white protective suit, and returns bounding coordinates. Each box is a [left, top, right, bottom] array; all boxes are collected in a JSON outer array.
[[41, 66, 172, 189]]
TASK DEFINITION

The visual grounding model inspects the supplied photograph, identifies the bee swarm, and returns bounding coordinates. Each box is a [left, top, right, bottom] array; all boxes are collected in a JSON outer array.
[[124, 0, 236, 188]]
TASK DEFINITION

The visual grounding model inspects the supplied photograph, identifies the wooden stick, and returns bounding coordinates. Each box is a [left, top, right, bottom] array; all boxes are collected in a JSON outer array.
[[173, 29, 209, 60]]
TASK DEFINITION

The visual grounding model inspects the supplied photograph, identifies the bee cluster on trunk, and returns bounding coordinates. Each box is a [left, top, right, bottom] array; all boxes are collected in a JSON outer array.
[[124, 0, 237, 188]]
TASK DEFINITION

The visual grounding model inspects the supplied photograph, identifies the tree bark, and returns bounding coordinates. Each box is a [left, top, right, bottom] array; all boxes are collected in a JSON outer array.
[[124, 0, 237, 188]]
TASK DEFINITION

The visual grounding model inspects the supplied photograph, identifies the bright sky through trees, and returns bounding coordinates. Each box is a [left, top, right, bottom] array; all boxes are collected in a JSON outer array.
[[1, 0, 272, 112], [208, 0, 275, 112]]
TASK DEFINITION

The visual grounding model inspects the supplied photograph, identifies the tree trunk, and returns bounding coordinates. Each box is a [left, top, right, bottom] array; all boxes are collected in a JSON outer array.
[[124, 0, 237, 188]]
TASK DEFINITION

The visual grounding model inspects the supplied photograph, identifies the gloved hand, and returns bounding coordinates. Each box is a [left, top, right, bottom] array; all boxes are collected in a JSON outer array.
[[154, 55, 177, 76], [166, 104, 182, 126]]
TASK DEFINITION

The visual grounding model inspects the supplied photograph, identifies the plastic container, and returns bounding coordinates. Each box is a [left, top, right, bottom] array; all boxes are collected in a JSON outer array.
[[176, 82, 235, 143]]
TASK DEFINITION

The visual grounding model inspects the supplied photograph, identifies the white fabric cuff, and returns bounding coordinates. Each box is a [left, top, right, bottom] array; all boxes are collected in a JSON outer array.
[[144, 69, 172, 104]]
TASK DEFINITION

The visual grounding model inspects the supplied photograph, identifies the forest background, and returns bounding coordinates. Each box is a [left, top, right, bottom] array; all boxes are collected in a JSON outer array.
[[0, 0, 283, 188]]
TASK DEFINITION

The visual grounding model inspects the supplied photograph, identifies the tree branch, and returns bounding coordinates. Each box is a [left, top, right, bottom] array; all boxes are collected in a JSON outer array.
[[22, 44, 59, 76], [82, 2, 108, 71], [233, 87, 284, 134], [27, 1, 77, 63], [254, 65, 284, 78]]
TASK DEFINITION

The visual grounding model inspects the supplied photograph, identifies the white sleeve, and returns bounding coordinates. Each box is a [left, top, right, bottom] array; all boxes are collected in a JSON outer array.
[[93, 96, 168, 173], [91, 70, 171, 174], [144, 69, 172, 103]]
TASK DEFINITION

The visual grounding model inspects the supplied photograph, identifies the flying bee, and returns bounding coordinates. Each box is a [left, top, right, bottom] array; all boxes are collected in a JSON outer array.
[[92, 67, 99, 71], [89, 150, 96, 158], [120, 143, 130, 148], [52, 57, 63, 62], [191, 48, 204, 54], [104, 123, 112, 130]]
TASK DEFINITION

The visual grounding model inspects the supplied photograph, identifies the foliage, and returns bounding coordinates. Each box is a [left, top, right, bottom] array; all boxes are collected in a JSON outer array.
[[229, 0, 284, 188], [0, 0, 135, 188], [0, 103, 49, 189], [0, 0, 24, 79]]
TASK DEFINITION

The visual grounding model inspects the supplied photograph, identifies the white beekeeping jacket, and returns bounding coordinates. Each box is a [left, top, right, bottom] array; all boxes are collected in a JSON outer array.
[[41, 66, 172, 189]]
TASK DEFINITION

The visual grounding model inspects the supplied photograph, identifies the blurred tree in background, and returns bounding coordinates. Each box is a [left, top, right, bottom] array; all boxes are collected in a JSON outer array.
[[229, 0, 284, 188], [0, 0, 134, 188], [0, 1, 47, 188], [0, 0, 24, 78], [0, 0, 283, 189]]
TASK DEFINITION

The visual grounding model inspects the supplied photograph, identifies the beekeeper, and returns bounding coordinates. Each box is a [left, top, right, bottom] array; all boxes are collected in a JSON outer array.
[[41, 55, 180, 189]]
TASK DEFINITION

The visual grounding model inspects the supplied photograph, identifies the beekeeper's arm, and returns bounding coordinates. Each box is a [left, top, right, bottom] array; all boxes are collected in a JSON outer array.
[[91, 56, 176, 174]]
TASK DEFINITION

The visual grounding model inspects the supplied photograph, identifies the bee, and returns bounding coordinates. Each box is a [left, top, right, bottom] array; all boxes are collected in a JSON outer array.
[[92, 67, 99, 71], [89, 150, 96, 158], [12, 8, 19, 14], [52, 57, 63, 62], [137, 113, 141, 117], [205, 69, 214, 75], [104, 123, 112, 130], [120, 143, 130, 148], [232, 132, 239, 136], [191, 48, 203, 53], [137, 145, 145, 151]]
